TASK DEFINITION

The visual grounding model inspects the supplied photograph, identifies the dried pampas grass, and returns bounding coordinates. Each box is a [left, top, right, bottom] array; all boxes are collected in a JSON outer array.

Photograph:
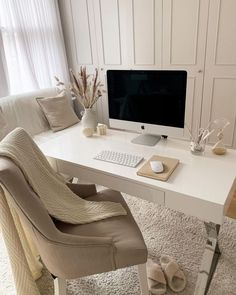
[[55, 67, 105, 109]]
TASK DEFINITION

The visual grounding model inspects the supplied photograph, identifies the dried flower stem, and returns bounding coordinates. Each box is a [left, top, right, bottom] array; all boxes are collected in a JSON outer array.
[[56, 67, 105, 109]]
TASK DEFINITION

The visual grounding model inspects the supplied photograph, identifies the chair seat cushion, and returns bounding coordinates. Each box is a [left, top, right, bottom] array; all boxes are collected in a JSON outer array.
[[54, 189, 147, 269]]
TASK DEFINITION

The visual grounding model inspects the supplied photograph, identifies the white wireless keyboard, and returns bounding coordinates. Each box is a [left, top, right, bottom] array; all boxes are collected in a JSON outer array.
[[94, 150, 144, 168]]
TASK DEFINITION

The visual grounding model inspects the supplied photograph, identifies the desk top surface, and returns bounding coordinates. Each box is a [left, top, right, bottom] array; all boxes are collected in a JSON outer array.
[[37, 124, 236, 213]]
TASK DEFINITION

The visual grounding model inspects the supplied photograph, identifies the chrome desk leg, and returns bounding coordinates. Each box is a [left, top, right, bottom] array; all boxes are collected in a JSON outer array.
[[194, 222, 221, 295]]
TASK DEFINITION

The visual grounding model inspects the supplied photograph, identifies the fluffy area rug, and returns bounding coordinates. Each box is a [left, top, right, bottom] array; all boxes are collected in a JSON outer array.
[[1, 194, 236, 295]]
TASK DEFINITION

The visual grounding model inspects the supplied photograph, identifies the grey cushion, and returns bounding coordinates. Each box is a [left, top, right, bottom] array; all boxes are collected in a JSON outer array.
[[36, 92, 79, 132]]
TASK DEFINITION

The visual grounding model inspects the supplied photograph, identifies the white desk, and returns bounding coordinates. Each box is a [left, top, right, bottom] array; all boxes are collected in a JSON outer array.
[[37, 124, 236, 294]]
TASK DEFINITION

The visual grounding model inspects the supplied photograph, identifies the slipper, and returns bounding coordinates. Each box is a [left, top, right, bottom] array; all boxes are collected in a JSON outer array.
[[160, 255, 186, 292], [146, 259, 167, 295]]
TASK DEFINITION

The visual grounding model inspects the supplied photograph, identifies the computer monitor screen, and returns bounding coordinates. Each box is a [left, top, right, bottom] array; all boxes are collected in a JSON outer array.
[[107, 70, 187, 145]]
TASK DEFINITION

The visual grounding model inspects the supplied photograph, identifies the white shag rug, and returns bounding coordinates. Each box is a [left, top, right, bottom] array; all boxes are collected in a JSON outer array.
[[1, 194, 236, 295]]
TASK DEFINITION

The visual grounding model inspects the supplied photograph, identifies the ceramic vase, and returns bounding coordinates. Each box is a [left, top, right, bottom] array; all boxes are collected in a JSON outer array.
[[81, 108, 98, 131]]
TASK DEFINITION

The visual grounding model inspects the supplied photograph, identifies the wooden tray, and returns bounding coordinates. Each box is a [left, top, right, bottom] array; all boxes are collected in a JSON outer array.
[[137, 155, 179, 181]]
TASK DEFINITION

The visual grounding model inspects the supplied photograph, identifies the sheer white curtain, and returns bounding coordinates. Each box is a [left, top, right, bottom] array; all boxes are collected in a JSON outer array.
[[0, 31, 9, 97], [0, 0, 69, 95]]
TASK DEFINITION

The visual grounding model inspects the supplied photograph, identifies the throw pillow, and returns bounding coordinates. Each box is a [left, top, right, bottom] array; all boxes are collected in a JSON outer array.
[[36, 92, 79, 132], [0, 107, 8, 140]]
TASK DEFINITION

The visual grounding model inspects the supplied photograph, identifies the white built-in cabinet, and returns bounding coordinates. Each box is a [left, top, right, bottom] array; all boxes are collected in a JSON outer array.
[[162, 0, 209, 139], [59, 0, 236, 148], [201, 0, 236, 147]]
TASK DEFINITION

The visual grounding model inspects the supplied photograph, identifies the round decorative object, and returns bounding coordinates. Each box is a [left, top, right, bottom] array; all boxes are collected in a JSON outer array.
[[81, 108, 98, 131], [82, 128, 94, 137], [212, 147, 227, 155], [212, 140, 227, 155]]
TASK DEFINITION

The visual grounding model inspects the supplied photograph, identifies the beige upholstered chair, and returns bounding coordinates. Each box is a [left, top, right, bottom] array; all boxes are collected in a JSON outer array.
[[0, 156, 148, 295]]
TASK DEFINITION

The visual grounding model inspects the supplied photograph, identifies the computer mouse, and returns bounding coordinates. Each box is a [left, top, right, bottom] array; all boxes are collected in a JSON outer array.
[[150, 161, 164, 173]]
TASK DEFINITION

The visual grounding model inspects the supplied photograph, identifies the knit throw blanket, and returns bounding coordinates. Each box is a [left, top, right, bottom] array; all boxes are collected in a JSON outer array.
[[0, 128, 126, 224]]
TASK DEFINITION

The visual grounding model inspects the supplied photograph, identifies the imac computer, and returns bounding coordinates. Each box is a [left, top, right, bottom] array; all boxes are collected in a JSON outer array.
[[107, 70, 187, 146]]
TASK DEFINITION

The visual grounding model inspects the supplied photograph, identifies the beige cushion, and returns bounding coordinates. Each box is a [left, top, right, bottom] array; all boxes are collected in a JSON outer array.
[[0, 88, 58, 136], [54, 189, 147, 277], [37, 92, 79, 132], [0, 107, 9, 140]]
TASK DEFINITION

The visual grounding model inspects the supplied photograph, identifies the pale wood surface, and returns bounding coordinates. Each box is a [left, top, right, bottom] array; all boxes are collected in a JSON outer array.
[[137, 155, 179, 181], [226, 191, 236, 219]]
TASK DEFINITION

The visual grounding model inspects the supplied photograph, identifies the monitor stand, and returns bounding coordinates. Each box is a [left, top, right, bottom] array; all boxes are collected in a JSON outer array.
[[131, 134, 161, 146]]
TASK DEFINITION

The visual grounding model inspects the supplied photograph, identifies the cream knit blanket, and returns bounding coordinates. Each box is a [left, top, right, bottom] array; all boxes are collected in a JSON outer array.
[[0, 128, 126, 224]]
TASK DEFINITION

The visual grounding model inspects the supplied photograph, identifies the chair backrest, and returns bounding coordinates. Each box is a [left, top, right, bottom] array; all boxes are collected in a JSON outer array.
[[0, 156, 116, 279], [0, 156, 84, 278], [0, 156, 58, 239]]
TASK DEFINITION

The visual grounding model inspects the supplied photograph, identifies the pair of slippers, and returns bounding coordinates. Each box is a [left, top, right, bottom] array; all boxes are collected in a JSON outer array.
[[146, 256, 186, 294]]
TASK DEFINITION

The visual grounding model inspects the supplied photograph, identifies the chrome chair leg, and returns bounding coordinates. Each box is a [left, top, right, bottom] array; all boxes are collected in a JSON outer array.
[[54, 277, 66, 295], [137, 263, 149, 295], [194, 222, 221, 295]]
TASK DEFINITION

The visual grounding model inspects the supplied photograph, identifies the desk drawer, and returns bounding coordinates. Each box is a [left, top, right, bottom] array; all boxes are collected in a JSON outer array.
[[57, 160, 165, 205], [121, 182, 165, 205]]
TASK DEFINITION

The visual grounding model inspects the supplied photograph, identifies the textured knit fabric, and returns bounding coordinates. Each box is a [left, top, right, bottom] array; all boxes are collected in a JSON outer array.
[[0, 128, 127, 224], [0, 186, 40, 295]]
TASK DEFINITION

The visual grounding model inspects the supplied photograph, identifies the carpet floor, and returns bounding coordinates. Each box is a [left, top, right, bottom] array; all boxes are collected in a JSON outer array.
[[1, 194, 236, 295]]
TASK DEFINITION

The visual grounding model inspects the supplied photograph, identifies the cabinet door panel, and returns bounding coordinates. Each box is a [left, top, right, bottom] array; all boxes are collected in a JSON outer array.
[[201, 0, 236, 148], [133, 0, 155, 65], [71, 0, 93, 64], [58, 0, 77, 69], [170, 0, 199, 65], [163, 0, 209, 138], [99, 0, 121, 65], [59, 0, 98, 70], [131, 0, 162, 67], [93, 0, 134, 124], [208, 78, 236, 146], [163, 0, 207, 68], [215, 0, 236, 65]]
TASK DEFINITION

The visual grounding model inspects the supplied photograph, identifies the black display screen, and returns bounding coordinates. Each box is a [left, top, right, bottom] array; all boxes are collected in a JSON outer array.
[[107, 70, 187, 128]]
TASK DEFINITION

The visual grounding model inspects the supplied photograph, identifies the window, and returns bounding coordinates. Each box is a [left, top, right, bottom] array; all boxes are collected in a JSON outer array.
[[0, 0, 68, 96]]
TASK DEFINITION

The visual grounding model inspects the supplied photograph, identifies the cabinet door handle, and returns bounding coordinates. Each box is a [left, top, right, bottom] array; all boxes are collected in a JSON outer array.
[[198, 69, 203, 73]]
